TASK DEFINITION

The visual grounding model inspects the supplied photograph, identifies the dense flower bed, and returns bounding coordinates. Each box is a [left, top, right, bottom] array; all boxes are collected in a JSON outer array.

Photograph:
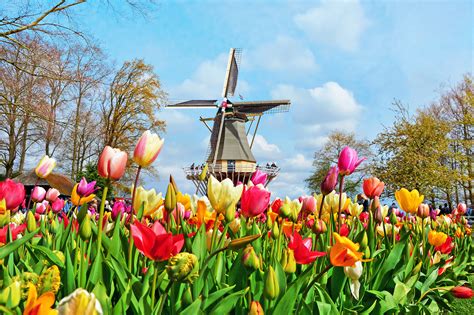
[[0, 131, 472, 315]]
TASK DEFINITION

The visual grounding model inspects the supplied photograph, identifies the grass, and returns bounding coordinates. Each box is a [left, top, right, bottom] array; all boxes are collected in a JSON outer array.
[[450, 275, 474, 314]]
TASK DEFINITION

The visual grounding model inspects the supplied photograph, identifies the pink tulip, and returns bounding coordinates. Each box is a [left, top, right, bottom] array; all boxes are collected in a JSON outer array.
[[36, 200, 48, 214], [31, 186, 46, 202], [133, 130, 164, 167], [241, 184, 271, 218], [51, 198, 65, 213], [300, 195, 316, 214], [35, 155, 56, 178], [45, 188, 60, 202], [98, 146, 128, 181], [338, 146, 366, 176], [77, 177, 96, 197], [321, 166, 339, 195], [251, 170, 267, 186], [112, 201, 126, 220], [0, 179, 25, 210], [457, 203, 467, 215]]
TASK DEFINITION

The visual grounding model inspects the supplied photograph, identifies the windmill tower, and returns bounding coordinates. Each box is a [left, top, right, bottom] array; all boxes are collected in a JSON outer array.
[[167, 48, 290, 195]]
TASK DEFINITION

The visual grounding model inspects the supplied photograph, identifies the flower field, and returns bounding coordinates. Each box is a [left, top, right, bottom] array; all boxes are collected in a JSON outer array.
[[0, 131, 472, 315]]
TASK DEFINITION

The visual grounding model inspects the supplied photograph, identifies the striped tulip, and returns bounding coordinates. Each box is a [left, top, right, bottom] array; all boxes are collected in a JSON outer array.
[[133, 130, 164, 168], [35, 155, 56, 178]]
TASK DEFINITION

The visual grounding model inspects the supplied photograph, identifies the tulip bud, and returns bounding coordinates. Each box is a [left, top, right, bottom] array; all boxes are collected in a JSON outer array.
[[344, 261, 363, 281], [242, 245, 260, 270], [280, 248, 296, 274], [371, 196, 380, 213], [79, 215, 92, 241], [165, 183, 177, 212], [27, 211, 36, 232], [249, 301, 264, 315], [359, 231, 368, 250], [451, 286, 473, 299], [264, 266, 279, 300], [228, 234, 261, 250], [35, 155, 56, 179], [417, 204, 429, 219], [320, 166, 339, 195], [182, 286, 193, 306], [31, 186, 46, 203], [312, 219, 327, 235], [390, 211, 398, 225], [167, 252, 199, 284], [225, 202, 236, 223], [271, 221, 280, 239], [0, 281, 21, 308], [374, 206, 383, 223], [411, 261, 422, 276]]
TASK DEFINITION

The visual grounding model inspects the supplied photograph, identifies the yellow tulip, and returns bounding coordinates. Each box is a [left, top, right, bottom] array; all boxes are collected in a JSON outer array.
[[349, 202, 363, 217], [57, 288, 102, 315], [71, 184, 95, 206], [428, 230, 447, 247], [207, 176, 242, 214], [177, 191, 191, 210], [395, 188, 424, 214], [132, 186, 162, 216], [133, 130, 164, 167]]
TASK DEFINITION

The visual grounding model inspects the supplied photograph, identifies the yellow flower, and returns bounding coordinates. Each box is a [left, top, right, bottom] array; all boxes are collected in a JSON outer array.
[[133, 186, 163, 216], [71, 184, 95, 206], [207, 176, 242, 214], [57, 288, 102, 315], [38, 265, 61, 295], [428, 230, 447, 247], [395, 188, 424, 214], [349, 202, 363, 217], [23, 284, 57, 315], [133, 130, 164, 168], [35, 155, 56, 179]]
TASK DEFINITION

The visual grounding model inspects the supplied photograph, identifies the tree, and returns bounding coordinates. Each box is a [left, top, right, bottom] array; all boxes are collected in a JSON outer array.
[[306, 130, 372, 196]]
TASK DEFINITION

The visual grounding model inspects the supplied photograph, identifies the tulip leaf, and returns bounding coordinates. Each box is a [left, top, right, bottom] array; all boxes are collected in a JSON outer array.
[[393, 279, 411, 305], [273, 266, 312, 314], [29, 244, 65, 268], [180, 297, 202, 315], [93, 281, 112, 315], [64, 246, 75, 295], [192, 224, 207, 264], [0, 228, 39, 260], [209, 287, 249, 315], [329, 266, 346, 302], [202, 285, 236, 310], [421, 268, 439, 294], [373, 234, 408, 290]]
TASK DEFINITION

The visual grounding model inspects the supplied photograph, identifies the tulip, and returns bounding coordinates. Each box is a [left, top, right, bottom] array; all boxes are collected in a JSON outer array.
[[164, 183, 177, 212], [51, 198, 65, 214], [279, 197, 302, 222], [133, 186, 162, 217], [241, 184, 271, 218], [344, 261, 363, 300], [111, 201, 126, 220], [35, 155, 56, 179], [264, 266, 279, 300], [362, 177, 384, 199], [131, 220, 184, 261], [280, 248, 297, 273], [207, 176, 243, 214], [97, 146, 128, 180], [339, 224, 350, 236], [395, 188, 424, 214], [45, 188, 60, 202], [57, 288, 103, 315], [417, 204, 430, 219], [321, 166, 339, 195], [0, 179, 25, 211], [249, 301, 264, 315], [300, 195, 316, 214], [312, 219, 327, 234], [133, 130, 164, 167], [35, 200, 48, 214], [167, 252, 199, 284], [338, 147, 366, 176], [451, 286, 473, 299], [242, 245, 261, 270], [428, 230, 447, 247], [457, 203, 467, 215], [31, 186, 46, 203], [435, 236, 454, 254], [330, 233, 365, 267], [71, 184, 95, 206], [0, 223, 26, 244], [77, 177, 96, 197], [271, 198, 283, 214], [250, 169, 267, 186], [23, 284, 56, 315], [288, 231, 326, 264]]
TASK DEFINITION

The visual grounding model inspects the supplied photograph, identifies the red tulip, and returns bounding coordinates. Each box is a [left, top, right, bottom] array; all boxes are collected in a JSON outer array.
[[457, 203, 467, 215], [250, 170, 267, 186], [271, 198, 283, 214], [0, 179, 25, 210], [241, 184, 271, 218], [321, 166, 339, 195], [435, 236, 454, 255], [362, 177, 384, 199], [288, 231, 326, 264], [45, 188, 60, 202], [97, 146, 128, 181], [0, 223, 26, 243], [339, 224, 350, 237], [338, 147, 366, 176], [35, 201, 48, 214], [451, 286, 473, 299], [131, 220, 184, 261]]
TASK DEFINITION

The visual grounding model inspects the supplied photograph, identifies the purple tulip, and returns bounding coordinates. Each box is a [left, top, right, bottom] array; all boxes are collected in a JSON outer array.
[[320, 166, 339, 195], [338, 146, 366, 176], [251, 170, 267, 186], [77, 177, 96, 197]]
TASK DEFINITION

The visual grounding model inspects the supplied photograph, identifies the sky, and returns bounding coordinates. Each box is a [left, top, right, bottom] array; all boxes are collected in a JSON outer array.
[[78, 0, 472, 197]]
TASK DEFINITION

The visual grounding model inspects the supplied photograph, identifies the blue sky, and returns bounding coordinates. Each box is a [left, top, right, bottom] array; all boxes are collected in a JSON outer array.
[[79, 0, 472, 197]]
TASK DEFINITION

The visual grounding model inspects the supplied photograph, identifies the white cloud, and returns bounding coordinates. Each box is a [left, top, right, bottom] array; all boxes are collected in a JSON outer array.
[[249, 134, 282, 161], [247, 36, 317, 72], [294, 0, 369, 51]]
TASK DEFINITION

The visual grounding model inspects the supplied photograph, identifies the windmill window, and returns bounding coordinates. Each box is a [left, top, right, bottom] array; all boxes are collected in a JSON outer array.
[[228, 160, 236, 172]]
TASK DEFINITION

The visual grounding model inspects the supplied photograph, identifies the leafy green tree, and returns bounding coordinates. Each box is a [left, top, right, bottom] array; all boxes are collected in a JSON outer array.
[[306, 131, 372, 196]]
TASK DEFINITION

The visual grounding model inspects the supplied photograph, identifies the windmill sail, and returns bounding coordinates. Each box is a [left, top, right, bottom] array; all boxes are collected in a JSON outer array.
[[166, 100, 217, 108], [222, 48, 241, 98]]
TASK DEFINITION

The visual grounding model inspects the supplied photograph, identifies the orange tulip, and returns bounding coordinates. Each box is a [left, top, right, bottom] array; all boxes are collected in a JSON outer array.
[[23, 284, 57, 315], [428, 230, 448, 247], [362, 177, 384, 199], [330, 233, 365, 267]]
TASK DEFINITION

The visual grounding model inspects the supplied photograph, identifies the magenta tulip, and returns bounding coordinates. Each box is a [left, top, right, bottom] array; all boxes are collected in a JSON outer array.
[[98, 146, 128, 181], [45, 188, 60, 202], [338, 146, 366, 176], [51, 198, 65, 213], [241, 184, 271, 218], [77, 177, 97, 197], [320, 166, 339, 195], [31, 186, 46, 202], [251, 170, 267, 186], [0, 179, 25, 210]]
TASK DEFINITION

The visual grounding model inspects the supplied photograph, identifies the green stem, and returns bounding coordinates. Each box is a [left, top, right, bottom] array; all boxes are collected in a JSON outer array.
[[417, 286, 452, 303], [128, 166, 142, 271], [337, 175, 345, 231], [157, 281, 173, 314], [151, 263, 159, 309], [96, 182, 109, 258], [296, 264, 333, 314]]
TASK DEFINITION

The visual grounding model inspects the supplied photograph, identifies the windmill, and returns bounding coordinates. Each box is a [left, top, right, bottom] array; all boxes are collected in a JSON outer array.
[[167, 48, 291, 195]]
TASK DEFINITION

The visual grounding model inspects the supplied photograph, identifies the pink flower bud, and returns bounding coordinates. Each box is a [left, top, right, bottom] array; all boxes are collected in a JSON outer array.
[[338, 146, 366, 176], [31, 186, 46, 202], [45, 188, 60, 202], [320, 166, 339, 195]]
